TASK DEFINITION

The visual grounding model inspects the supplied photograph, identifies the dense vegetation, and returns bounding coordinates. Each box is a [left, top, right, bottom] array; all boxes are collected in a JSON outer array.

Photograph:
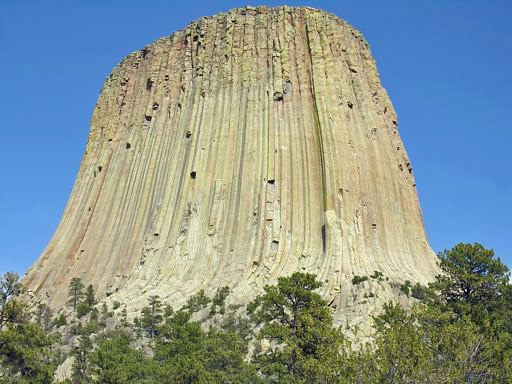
[[1, 243, 511, 383]]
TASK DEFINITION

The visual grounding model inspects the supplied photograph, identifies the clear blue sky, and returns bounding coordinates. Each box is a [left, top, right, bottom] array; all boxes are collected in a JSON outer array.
[[1, 0, 510, 277]]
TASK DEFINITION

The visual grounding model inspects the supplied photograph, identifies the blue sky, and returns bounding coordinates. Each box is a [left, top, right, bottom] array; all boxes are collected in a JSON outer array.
[[1, 0, 510, 276]]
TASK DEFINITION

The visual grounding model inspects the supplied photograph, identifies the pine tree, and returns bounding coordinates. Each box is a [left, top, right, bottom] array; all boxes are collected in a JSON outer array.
[[84, 284, 96, 307], [68, 277, 85, 313], [89, 330, 149, 383], [431, 243, 511, 324], [0, 272, 25, 328], [183, 289, 210, 314], [75, 284, 96, 319], [35, 303, 52, 332], [153, 309, 262, 383], [120, 307, 129, 328], [133, 316, 143, 339], [209, 286, 230, 316], [0, 273, 56, 382], [141, 295, 163, 338], [72, 333, 92, 383], [247, 272, 342, 381]]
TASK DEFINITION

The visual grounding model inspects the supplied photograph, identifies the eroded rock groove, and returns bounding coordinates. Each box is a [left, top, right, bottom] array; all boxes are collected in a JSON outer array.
[[25, 6, 438, 326]]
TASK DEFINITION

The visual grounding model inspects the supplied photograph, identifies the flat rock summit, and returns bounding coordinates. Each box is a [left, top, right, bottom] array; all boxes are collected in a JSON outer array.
[[25, 6, 438, 326]]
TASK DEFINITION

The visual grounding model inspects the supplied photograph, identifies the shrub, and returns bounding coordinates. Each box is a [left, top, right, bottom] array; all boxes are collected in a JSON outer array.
[[352, 275, 368, 285], [76, 302, 91, 318], [52, 313, 67, 328], [400, 280, 412, 297], [371, 271, 384, 280]]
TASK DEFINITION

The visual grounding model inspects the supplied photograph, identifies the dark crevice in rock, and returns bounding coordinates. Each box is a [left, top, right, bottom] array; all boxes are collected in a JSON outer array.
[[146, 78, 153, 91], [273, 92, 283, 101]]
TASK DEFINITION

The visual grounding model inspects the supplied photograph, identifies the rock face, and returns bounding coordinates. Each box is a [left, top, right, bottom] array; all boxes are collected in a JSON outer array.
[[25, 6, 438, 325]]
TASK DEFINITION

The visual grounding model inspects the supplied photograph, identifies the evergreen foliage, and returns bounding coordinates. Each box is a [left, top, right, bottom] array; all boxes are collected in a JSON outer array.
[[351, 275, 368, 285], [67, 278, 85, 313], [84, 285, 96, 307], [247, 272, 339, 381], [0, 272, 25, 328], [35, 302, 53, 331], [0, 272, 56, 383], [120, 307, 129, 328], [183, 289, 210, 314], [0, 243, 510, 383], [400, 280, 412, 297], [432, 242, 511, 324], [52, 313, 67, 328], [89, 330, 148, 384], [141, 295, 163, 338], [150, 309, 261, 383], [0, 321, 57, 383], [209, 286, 230, 316]]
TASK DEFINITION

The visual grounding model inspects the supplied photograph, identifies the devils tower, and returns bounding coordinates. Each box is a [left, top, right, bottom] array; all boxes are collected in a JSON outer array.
[[25, 6, 438, 325]]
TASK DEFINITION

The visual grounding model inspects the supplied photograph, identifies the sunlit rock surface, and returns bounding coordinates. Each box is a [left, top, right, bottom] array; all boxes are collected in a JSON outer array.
[[25, 6, 438, 328]]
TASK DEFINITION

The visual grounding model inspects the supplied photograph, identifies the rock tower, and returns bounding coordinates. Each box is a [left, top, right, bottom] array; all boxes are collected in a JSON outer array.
[[25, 6, 438, 325]]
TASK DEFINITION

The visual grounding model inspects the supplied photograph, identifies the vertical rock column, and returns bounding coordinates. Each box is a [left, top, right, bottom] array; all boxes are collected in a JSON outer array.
[[25, 6, 438, 323]]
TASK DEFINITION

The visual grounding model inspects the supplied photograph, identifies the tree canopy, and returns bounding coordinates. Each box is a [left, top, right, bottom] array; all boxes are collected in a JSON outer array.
[[0, 243, 510, 383]]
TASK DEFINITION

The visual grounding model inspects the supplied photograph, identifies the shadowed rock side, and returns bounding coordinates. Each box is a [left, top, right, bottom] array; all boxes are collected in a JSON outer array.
[[25, 6, 438, 327]]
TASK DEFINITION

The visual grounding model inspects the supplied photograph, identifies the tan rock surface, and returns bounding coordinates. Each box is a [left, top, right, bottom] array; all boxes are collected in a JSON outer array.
[[25, 6, 439, 326]]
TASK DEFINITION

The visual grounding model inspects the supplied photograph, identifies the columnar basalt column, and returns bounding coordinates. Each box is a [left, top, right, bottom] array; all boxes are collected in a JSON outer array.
[[25, 6, 438, 325]]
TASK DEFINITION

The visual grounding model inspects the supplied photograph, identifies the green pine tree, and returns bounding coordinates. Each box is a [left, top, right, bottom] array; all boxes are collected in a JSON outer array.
[[89, 330, 149, 383], [120, 307, 129, 328], [0, 273, 56, 383], [68, 277, 85, 313], [84, 284, 96, 307], [431, 243, 511, 325], [0, 272, 25, 328], [141, 295, 163, 338], [247, 272, 344, 382], [71, 333, 93, 383]]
